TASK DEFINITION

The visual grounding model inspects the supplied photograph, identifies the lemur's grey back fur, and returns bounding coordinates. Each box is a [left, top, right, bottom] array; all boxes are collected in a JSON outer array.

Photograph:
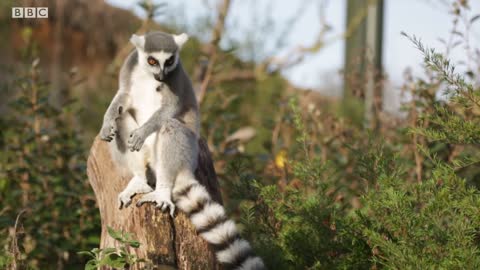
[[160, 62, 199, 129]]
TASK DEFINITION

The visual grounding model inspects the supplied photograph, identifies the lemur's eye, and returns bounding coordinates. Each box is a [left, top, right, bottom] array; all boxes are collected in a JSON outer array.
[[147, 57, 158, 66], [165, 56, 175, 67]]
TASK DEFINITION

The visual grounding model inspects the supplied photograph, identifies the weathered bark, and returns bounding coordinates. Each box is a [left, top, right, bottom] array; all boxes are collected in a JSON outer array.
[[87, 136, 222, 270]]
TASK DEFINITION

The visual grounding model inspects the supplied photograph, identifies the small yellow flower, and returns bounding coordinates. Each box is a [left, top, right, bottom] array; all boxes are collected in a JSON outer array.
[[275, 149, 288, 169]]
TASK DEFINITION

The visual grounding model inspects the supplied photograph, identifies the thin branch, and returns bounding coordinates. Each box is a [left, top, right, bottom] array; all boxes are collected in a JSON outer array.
[[198, 0, 232, 103], [211, 70, 255, 84], [9, 210, 26, 270]]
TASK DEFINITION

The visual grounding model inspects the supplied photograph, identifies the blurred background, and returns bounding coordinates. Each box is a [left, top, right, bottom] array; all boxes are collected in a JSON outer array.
[[1, 0, 480, 269]]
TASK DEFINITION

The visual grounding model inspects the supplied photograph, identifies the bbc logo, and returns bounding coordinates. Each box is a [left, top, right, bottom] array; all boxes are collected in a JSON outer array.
[[12, 7, 48, 18]]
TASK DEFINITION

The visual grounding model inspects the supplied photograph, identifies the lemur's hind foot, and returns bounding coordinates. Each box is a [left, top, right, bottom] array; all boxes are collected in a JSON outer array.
[[118, 176, 153, 209], [136, 186, 175, 217]]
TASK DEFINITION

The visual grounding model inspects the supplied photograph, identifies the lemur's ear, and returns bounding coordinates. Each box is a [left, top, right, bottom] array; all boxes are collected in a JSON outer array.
[[173, 33, 189, 49], [130, 34, 145, 50]]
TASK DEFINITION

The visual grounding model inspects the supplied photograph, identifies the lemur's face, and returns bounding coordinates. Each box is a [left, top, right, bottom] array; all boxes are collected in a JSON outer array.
[[138, 50, 177, 82], [130, 32, 188, 82]]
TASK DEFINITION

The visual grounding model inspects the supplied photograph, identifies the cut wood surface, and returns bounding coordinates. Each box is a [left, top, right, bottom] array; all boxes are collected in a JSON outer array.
[[87, 136, 222, 270]]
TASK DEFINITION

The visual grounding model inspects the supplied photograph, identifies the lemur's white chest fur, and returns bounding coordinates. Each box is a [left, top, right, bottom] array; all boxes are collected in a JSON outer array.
[[129, 66, 164, 126]]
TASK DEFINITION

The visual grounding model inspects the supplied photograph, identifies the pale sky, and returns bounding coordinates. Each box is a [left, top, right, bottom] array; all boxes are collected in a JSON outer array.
[[107, 0, 480, 98]]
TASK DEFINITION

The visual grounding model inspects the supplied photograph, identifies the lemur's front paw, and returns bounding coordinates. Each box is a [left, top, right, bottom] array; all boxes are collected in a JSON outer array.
[[99, 121, 117, 142], [127, 128, 146, 151], [136, 187, 175, 217]]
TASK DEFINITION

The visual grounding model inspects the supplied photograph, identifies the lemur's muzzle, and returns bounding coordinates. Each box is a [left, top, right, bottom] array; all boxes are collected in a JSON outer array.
[[154, 71, 165, 82]]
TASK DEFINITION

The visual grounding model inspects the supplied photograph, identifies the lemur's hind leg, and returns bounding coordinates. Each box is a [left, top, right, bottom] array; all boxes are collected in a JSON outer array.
[[136, 119, 199, 216], [114, 111, 153, 209]]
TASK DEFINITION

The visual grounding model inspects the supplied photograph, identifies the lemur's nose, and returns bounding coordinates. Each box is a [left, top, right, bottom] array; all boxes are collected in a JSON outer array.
[[154, 72, 164, 82]]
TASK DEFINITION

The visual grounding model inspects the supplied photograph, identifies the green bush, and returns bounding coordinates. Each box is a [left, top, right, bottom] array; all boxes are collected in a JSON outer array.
[[0, 59, 100, 269], [355, 161, 480, 269], [228, 34, 480, 269]]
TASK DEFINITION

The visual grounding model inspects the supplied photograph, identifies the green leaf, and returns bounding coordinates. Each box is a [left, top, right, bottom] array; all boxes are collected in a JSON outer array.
[[102, 247, 118, 255], [100, 253, 127, 268], [107, 226, 124, 242], [85, 260, 98, 270], [77, 251, 95, 258], [128, 240, 141, 248]]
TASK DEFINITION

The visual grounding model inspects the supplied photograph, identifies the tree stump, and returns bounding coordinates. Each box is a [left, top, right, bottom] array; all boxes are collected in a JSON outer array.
[[87, 137, 223, 270]]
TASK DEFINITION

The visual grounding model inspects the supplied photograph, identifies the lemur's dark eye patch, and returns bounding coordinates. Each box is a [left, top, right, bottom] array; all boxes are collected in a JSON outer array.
[[165, 55, 175, 67], [147, 56, 158, 66]]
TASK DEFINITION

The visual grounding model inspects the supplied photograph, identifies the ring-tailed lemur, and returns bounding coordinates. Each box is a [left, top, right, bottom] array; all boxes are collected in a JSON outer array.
[[99, 31, 265, 270]]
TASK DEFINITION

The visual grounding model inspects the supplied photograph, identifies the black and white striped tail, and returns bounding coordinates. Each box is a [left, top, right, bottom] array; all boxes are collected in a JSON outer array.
[[174, 182, 265, 270]]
